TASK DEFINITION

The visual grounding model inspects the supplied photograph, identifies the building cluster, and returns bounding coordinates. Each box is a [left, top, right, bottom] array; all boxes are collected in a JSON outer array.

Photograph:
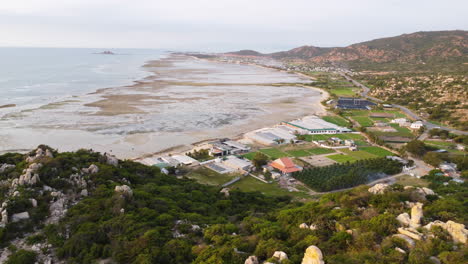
[[335, 97, 377, 110], [390, 118, 424, 129], [244, 115, 351, 146]]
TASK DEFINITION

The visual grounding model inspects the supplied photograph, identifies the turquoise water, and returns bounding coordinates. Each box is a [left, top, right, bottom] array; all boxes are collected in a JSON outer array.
[[0, 47, 165, 107]]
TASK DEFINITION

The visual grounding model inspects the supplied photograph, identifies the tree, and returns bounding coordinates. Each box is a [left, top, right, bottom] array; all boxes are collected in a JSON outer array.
[[405, 140, 426, 157], [423, 152, 443, 167], [252, 152, 269, 169]]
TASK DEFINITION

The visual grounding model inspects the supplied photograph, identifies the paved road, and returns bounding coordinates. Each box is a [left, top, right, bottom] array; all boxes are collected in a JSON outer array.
[[339, 73, 468, 135]]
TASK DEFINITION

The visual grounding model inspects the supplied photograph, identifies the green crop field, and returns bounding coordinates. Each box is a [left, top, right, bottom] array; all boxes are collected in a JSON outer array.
[[360, 146, 395, 157], [259, 148, 288, 159], [303, 133, 365, 142], [352, 116, 374, 127], [341, 149, 378, 160], [330, 87, 357, 96], [242, 152, 258, 160], [327, 154, 359, 163], [307, 148, 335, 155], [286, 149, 311, 157], [322, 116, 350, 127]]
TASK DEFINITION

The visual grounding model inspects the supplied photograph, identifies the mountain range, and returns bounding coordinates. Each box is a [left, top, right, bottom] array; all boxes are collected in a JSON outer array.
[[226, 30, 468, 70]]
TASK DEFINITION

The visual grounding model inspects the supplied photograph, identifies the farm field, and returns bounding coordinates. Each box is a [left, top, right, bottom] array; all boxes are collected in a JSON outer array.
[[352, 116, 374, 127], [360, 146, 395, 157], [327, 154, 359, 163], [230, 176, 310, 199], [285, 149, 312, 157], [340, 149, 378, 160], [259, 148, 288, 159], [322, 116, 350, 127], [307, 148, 335, 155]]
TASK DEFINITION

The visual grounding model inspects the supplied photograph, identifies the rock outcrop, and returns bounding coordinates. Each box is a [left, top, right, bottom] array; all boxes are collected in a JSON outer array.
[[0, 164, 15, 173], [299, 223, 309, 229], [12, 212, 30, 222], [105, 153, 119, 166], [26, 148, 53, 163], [410, 203, 423, 228], [244, 256, 259, 264], [301, 245, 324, 264], [368, 183, 389, 194], [424, 220, 467, 244], [273, 251, 288, 262], [115, 185, 133, 197], [220, 188, 230, 197], [393, 234, 415, 248], [398, 227, 423, 241], [82, 164, 99, 174], [396, 212, 411, 226]]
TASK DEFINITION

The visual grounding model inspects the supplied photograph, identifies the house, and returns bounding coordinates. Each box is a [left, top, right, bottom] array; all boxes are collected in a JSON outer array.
[[172, 155, 199, 166], [410, 121, 424, 129], [336, 97, 376, 110], [209, 142, 233, 157], [330, 137, 343, 144], [269, 157, 302, 175], [349, 145, 358, 151], [223, 140, 251, 153], [391, 118, 410, 127], [344, 139, 355, 146], [383, 104, 393, 108], [456, 144, 465, 151]]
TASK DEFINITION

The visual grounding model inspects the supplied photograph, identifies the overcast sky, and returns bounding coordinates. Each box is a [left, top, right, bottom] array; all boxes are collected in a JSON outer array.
[[1, 0, 467, 52]]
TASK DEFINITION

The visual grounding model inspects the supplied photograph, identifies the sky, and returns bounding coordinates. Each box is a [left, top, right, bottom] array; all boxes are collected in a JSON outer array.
[[0, 0, 467, 52]]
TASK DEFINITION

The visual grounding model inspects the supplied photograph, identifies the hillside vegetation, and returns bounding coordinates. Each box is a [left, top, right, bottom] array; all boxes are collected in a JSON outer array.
[[0, 146, 466, 263]]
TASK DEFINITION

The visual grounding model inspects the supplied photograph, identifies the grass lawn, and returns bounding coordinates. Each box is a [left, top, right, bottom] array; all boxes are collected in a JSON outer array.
[[322, 116, 350, 127], [327, 154, 359, 163], [341, 149, 378, 160], [259, 148, 288, 159], [354, 140, 370, 146], [286, 149, 312, 157], [352, 116, 374, 127], [185, 167, 237, 186], [330, 87, 357, 96], [360, 146, 395, 157], [395, 175, 429, 187], [242, 152, 258, 160], [231, 176, 309, 198], [307, 148, 335, 155]]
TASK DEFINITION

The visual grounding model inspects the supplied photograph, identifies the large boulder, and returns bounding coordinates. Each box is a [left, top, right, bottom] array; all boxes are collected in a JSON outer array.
[[368, 183, 389, 194], [220, 188, 230, 197], [0, 164, 15, 173], [398, 227, 423, 241], [396, 213, 411, 227], [299, 223, 309, 229], [115, 185, 133, 197], [410, 202, 423, 228], [244, 256, 259, 264], [273, 251, 288, 262], [301, 245, 324, 264], [393, 234, 415, 248], [426, 220, 467, 244], [105, 153, 119, 166], [12, 211, 30, 222]]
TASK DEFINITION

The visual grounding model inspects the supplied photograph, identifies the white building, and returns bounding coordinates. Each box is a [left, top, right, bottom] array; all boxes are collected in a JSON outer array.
[[172, 155, 199, 166], [391, 118, 410, 127], [222, 156, 253, 171], [410, 121, 424, 129], [283, 115, 350, 134]]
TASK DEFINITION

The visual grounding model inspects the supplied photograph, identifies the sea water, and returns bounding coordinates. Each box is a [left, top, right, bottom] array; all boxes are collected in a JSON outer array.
[[0, 47, 166, 107]]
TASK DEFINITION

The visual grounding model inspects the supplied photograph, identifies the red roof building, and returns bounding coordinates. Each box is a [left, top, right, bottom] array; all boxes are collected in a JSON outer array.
[[270, 157, 302, 174]]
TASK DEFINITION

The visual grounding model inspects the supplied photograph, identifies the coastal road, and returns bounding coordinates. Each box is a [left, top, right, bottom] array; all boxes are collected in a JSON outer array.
[[339, 73, 468, 135]]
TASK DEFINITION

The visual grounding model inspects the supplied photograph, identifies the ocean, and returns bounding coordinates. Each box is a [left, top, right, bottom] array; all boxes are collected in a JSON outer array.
[[0, 47, 166, 108]]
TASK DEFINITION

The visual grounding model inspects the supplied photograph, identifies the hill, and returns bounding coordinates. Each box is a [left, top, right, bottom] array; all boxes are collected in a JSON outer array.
[[0, 146, 467, 263], [225, 30, 468, 71]]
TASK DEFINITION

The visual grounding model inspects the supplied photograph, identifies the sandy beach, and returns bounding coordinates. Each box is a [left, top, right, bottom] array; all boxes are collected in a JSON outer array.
[[0, 54, 327, 158]]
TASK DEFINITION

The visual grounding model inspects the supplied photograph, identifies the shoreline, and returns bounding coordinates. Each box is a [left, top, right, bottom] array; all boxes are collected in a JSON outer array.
[[1, 54, 329, 160], [132, 55, 330, 160]]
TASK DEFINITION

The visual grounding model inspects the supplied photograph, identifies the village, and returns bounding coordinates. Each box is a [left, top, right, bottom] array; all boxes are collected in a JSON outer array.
[[136, 96, 466, 197]]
